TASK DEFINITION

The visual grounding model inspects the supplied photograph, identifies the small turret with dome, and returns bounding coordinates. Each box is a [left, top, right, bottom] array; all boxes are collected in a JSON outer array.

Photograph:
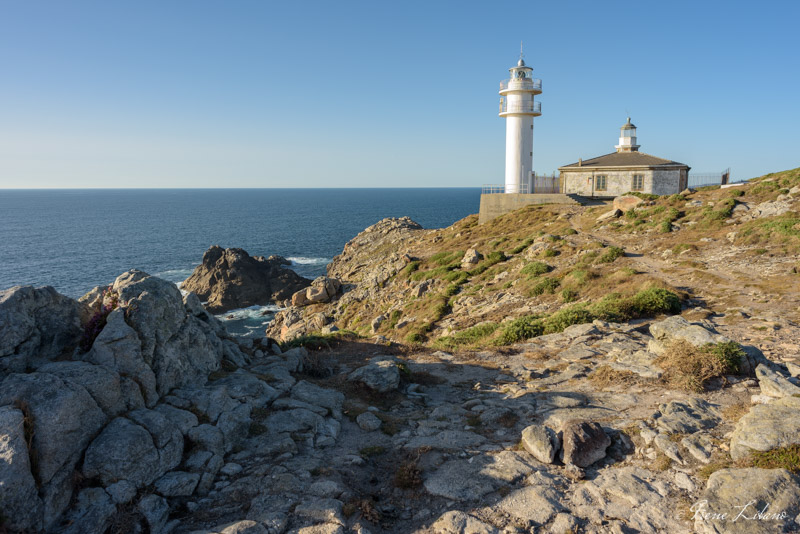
[[615, 117, 640, 153]]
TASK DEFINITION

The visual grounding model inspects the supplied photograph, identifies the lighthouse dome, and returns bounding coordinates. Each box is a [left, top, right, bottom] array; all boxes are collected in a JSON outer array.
[[517, 58, 526, 67]]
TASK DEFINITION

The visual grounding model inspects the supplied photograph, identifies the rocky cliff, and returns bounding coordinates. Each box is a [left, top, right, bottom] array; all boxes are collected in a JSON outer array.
[[183, 246, 311, 313]]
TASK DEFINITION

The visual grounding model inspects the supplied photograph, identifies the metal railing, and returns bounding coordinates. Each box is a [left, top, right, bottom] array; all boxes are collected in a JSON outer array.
[[482, 174, 561, 195], [500, 100, 541, 114], [687, 168, 733, 189], [500, 78, 542, 92]]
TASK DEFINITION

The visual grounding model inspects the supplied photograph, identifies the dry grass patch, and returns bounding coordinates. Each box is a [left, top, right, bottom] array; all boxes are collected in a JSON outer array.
[[655, 340, 744, 392], [588, 365, 641, 390], [721, 397, 751, 422]]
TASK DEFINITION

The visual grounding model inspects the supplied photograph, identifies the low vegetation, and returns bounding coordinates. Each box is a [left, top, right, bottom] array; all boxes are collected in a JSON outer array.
[[655, 340, 745, 392]]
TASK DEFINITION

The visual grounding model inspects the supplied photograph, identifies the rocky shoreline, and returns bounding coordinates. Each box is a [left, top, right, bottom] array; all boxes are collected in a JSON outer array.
[[2, 168, 800, 533]]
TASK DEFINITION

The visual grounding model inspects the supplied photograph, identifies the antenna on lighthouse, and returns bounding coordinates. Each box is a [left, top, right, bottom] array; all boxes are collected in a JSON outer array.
[[519, 41, 524, 61]]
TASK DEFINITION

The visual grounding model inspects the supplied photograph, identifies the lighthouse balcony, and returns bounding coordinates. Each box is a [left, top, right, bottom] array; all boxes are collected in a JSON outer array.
[[499, 100, 541, 116], [499, 78, 542, 95]]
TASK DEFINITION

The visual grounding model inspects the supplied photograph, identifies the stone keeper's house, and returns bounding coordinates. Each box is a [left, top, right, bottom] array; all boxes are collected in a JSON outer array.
[[559, 118, 690, 198]]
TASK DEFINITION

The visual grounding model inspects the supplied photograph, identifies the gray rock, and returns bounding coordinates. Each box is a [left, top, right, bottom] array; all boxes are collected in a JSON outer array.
[[271, 397, 328, 416], [461, 248, 483, 267], [105, 479, 137, 504], [424, 451, 535, 501], [187, 424, 226, 457], [648, 315, 728, 355], [520, 424, 560, 464], [0, 285, 84, 373], [291, 380, 344, 418], [265, 408, 324, 437], [286, 525, 343, 534], [755, 364, 800, 398], [294, 498, 345, 525], [38, 360, 125, 417], [308, 480, 344, 498], [83, 308, 159, 407], [356, 411, 382, 432], [430, 510, 498, 534], [154, 403, 199, 435], [497, 485, 565, 525], [217, 403, 252, 452], [654, 433, 684, 465], [560, 421, 611, 467], [58, 487, 116, 534], [404, 430, 487, 452], [730, 396, 800, 460], [653, 397, 721, 434], [682, 432, 715, 464], [0, 406, 43, 532], [694, 468, 800, 533], [127, 408, 184, 474], [214, 370, 280, 408], [348, 358, 401, 393], [569, 466, 677, 532], [82, 417, 161, 487], [138, 493, 170, 534], [154, 470, 200, 497]]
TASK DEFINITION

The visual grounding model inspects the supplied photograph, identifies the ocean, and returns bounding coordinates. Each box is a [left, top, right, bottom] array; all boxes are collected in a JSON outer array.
[[0, 188, 481, 336]]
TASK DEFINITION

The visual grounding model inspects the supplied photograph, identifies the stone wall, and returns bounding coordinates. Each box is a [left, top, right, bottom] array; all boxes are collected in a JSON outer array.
[[562, 168, 683, 197], [478, 193, 579, 224]]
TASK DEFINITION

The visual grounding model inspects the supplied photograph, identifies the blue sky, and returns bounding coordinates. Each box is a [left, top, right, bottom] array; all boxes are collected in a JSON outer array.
[[0, 1, 798, 188]]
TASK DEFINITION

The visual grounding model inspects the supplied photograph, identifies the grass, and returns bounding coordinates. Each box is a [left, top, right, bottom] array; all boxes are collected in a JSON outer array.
[[467, 251, 507, 276], [433, 322, 499, 350], [281, 330, 360, 350], [588, 365, 640, 389], [494, 286, 681, 345], [750, 444, 800, 473], [655, 340, 745, 392]]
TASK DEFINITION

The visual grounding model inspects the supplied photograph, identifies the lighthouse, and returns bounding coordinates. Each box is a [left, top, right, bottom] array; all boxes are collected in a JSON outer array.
[[499, 55, 542, 193]]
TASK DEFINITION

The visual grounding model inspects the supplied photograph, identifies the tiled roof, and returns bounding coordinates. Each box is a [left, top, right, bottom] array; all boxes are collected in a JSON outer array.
[[560, 151, 689, 169]]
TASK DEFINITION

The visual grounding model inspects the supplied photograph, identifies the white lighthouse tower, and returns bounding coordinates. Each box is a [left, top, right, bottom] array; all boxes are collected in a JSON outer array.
[[499, 53, 542, 193]]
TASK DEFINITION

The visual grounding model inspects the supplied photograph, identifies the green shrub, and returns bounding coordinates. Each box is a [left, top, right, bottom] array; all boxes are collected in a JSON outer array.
[[542, 305, 594, 333], [729, 189, 745, 197], [444, 270, 468, 284], [561, 288, 579, 302], [565, 228, 578, 235], [434, 323, 499, 350], [627, 192, 659, 200], [521, 261, 550, 277], [750, 444, 800, 473], [530, 278, 560, 296], [387, 309, 403, 329], [400, 261, 420, 277], [430, 250, 464, 266], [467, 251, 506, 276], [659, 220, 672, 233], [510, 239, 533, 254], [597, 246, 624, 263], [630, 287, 682, 315], [495, 316, 545, 345]]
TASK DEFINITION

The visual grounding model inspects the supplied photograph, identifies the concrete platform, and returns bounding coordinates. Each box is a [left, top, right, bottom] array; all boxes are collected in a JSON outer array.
[[478, 193, 581, 224]]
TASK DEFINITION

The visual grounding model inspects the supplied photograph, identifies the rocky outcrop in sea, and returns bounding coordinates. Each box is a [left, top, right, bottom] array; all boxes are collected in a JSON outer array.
[[182, 246, 311, 313]]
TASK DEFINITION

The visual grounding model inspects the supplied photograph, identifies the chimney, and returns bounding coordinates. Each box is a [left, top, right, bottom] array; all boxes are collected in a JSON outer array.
[[578, 158, 582, 167]]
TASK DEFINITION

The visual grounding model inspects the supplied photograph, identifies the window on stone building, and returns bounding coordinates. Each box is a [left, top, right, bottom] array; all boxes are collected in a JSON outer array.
[[595, 175, 607, 191], [632, 174, 644, 191]]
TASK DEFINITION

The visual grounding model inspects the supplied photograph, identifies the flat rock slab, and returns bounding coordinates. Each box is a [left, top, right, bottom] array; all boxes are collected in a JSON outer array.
[[497, 485, 565, 525], [404, 430, 487, 452], [653, 397, 721, 434], [694, 468, 800, 534], [729, 396, 800, 460], [428, 511, 498, 534], [424, 451, 536, 501], [755, 364, 800, 398], [569, 466, 682, 533]]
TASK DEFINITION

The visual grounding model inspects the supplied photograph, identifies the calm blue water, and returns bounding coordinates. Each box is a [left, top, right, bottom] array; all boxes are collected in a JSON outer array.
[[0, 188, 480, 336]]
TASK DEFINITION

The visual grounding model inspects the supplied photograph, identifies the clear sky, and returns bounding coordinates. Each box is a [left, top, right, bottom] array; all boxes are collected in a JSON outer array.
[[1, 0, 798, 188]]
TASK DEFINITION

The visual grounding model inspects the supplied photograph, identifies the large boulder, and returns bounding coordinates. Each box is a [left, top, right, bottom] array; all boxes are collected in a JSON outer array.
[[648, 316, 727, 355], [729, 396, 800, 460], [0, 405, 43, 532], [82, 417, 162, 488], [560, 420, 611, 467], [347, 357, 401, 393], [0, 372, 106, 528], [291, 277, 342, 307], [694, 468, 800, 533], [520, 424, 560, 464], [0, 285, 86, 374], [182, 246, 311, 313], [613, 194, 646, 213]]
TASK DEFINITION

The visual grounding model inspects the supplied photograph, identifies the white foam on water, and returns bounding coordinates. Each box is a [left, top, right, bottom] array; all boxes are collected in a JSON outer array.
[[287, 256, 331, 266], [215, 304, 282, 322]]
